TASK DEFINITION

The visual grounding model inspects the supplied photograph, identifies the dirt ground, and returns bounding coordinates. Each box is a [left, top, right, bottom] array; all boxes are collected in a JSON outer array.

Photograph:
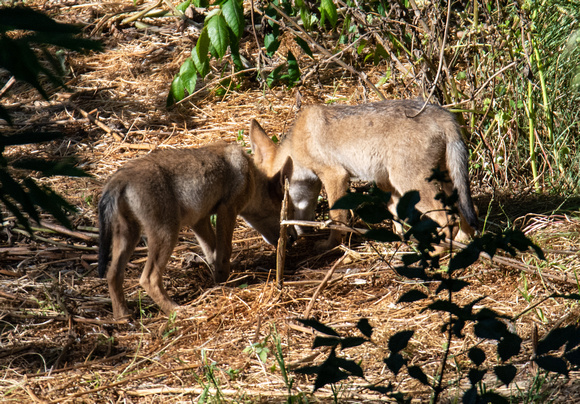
[[1, 1, 580, 402]]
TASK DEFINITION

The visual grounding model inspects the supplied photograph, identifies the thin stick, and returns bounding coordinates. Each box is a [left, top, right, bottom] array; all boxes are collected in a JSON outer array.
[[276, 178, 290, 289], [303, 253, 347, 318], [38, 220, 97, 242], [68, 102, 123, 141]]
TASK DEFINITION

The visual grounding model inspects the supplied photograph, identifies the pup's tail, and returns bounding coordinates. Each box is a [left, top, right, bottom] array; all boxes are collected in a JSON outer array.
[[445, 125, 479, 231], [97, 187, 117, 278]]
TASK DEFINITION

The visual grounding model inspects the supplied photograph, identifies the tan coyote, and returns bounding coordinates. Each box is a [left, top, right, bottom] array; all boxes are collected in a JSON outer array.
[[98, 142, 292, 319], [249, 99, 478, 249]]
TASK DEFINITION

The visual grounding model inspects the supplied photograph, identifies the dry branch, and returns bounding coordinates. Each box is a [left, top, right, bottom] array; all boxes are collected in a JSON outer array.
[[303, 253, 348, 318]]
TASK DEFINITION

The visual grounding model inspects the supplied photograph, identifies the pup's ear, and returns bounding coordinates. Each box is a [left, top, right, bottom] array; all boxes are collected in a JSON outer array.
[[280, 156, 293, 187], [269, 156, 293, 200], [249, 119, 277, 166]]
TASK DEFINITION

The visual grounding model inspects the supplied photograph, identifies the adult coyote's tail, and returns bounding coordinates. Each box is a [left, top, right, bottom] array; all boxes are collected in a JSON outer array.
[[445, 124, 479, 231], [97, 188, 117, 278]]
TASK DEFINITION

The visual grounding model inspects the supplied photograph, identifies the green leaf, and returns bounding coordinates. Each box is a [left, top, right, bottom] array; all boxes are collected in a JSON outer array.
[[294, 36, 313, 58], [357, 39, 367, 55], [299, 7, 315, 31], [374, 43, 390, 65], [192, 27, 210, 77], [319, 0, 338, 27], [170, 75, 185, 102], [222, 0, 244, 38], [179, 58, 198, 93], [264, 32, 280, 56], [176, 0, 191, 13], [207, 13, 229, 59], [267, 64, 284, 87], [229, 31, 243, 70], [286, 51, 300, 85]]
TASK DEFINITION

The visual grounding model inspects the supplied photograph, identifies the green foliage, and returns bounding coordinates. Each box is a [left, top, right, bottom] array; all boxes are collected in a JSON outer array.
[[294, 186, 578, 401], [167, 0, 245, 105], [166, 0, 579, 192], [0, 6, 101, 231]]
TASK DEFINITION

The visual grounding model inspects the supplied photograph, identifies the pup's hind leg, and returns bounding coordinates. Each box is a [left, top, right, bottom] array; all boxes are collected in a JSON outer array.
[[140, 224, 180, 315], [108, 217, 141, 320]]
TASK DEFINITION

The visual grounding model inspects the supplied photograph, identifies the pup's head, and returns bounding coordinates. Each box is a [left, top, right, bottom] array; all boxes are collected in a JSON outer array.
[[249, 119, 321, 238]]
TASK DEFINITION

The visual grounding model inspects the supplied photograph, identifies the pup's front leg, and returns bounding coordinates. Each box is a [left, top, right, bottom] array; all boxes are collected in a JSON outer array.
[[213, 205, 237, 283], [192, 216, 218, 268]]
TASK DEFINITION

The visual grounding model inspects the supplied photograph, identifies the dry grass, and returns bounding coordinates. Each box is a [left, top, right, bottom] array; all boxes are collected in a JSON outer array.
[[1, 1, 580, 402]]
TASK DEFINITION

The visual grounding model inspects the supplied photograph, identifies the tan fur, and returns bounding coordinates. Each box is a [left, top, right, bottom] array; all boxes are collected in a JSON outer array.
[[249, 99, 478, 249], [98, 142, 292, 319]]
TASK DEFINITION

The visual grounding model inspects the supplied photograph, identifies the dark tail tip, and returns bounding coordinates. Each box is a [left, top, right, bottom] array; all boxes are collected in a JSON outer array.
[[459, 199, 479, 232]]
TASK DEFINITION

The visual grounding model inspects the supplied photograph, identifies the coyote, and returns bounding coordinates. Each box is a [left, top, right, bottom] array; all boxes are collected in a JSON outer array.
[[98, 142, 292, 319], [249, 99, 478, 249]]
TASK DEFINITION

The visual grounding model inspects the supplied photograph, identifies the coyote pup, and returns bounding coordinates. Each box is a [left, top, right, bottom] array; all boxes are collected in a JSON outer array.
[[249, 99, 478, 249], [98, 142, 292, 319]]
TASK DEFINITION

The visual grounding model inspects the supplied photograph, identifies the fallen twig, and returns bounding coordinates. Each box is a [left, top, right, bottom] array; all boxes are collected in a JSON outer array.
[[303, 253, 348, 318]]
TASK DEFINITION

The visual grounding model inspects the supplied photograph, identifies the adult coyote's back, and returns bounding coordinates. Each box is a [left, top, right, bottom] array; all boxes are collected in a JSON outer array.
[[250, 99, 479, 249]]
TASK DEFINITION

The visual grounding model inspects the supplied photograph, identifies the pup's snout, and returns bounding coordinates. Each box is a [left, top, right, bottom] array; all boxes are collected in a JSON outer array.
[[287, 226, 298, 245]]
